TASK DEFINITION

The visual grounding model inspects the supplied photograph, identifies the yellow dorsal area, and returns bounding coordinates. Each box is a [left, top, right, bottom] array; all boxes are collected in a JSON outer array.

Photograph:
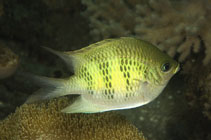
[[64, 37, 144, 73], [65, 38, 116, 56]]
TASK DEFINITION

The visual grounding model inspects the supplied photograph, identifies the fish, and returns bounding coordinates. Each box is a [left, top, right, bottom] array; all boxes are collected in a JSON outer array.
[[26, 37, 180, 113]]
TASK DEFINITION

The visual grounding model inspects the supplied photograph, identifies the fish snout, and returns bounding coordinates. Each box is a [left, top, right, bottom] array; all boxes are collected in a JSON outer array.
[[174, 63, 180, 74]]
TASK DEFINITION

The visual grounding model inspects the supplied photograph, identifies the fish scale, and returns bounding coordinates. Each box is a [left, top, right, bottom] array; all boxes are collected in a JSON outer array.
[[26, 37, 180, 113], [78, 43, 144, 96], [81, 58, 141, 99]]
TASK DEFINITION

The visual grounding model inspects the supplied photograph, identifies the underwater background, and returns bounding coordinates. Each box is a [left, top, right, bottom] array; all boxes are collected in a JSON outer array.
[[0, 0, 210, 140]]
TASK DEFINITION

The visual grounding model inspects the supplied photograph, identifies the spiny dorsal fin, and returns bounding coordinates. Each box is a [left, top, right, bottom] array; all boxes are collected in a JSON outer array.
[[42, 38, 122, 72], [65, 38, 116, 55]]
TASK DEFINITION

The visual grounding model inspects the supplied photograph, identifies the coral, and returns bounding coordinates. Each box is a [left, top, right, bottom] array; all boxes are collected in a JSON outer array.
[[134, 0, 211, 65], [0, 97, 145, 140], [185, 62, 211, 120], [81, 0, 137, 41], [82, 0, 211, 65], [202, 73, 211, 120], [0, 42, 19, 79]]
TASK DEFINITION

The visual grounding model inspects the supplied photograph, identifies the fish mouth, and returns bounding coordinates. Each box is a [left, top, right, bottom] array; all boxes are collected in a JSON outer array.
[[174, 63, 180, 74]]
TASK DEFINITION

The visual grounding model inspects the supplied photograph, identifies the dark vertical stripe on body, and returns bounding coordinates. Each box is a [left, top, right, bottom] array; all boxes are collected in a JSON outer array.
[[80, 66, 93, 95], [119, 59, 134, 98], [99, 61, 115, 99]]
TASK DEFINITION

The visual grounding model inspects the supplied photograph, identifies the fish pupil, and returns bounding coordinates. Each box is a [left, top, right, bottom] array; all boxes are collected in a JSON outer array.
[[161, 63, 171, 72]]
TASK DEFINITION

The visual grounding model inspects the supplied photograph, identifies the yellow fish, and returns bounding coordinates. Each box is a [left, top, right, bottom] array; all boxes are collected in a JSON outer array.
[[26, 37, 180, 113]]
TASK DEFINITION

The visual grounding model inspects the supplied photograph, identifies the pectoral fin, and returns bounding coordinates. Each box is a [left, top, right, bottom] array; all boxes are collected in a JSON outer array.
[[132, 79, 149, 91]]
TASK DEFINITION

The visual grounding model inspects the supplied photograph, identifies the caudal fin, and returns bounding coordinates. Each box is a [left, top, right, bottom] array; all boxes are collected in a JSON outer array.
[[25, 74, 80, 103]]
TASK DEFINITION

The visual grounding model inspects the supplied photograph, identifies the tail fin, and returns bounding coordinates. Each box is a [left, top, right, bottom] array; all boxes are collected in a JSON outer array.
[[25, 74, 80, 103]]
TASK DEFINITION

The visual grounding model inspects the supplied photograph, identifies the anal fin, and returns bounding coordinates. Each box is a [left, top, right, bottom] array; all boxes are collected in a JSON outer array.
[[61, 96, 102, 113]]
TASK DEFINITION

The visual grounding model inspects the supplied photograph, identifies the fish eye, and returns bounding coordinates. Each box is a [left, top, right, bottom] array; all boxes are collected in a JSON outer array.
[[161, 63, 171, 72]]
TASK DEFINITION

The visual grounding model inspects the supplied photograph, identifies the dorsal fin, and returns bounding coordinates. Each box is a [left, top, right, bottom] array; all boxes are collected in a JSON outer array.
[[42, 46, 84, 72], [65, 38, 115, 55], [42, 39, 118, 72]]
